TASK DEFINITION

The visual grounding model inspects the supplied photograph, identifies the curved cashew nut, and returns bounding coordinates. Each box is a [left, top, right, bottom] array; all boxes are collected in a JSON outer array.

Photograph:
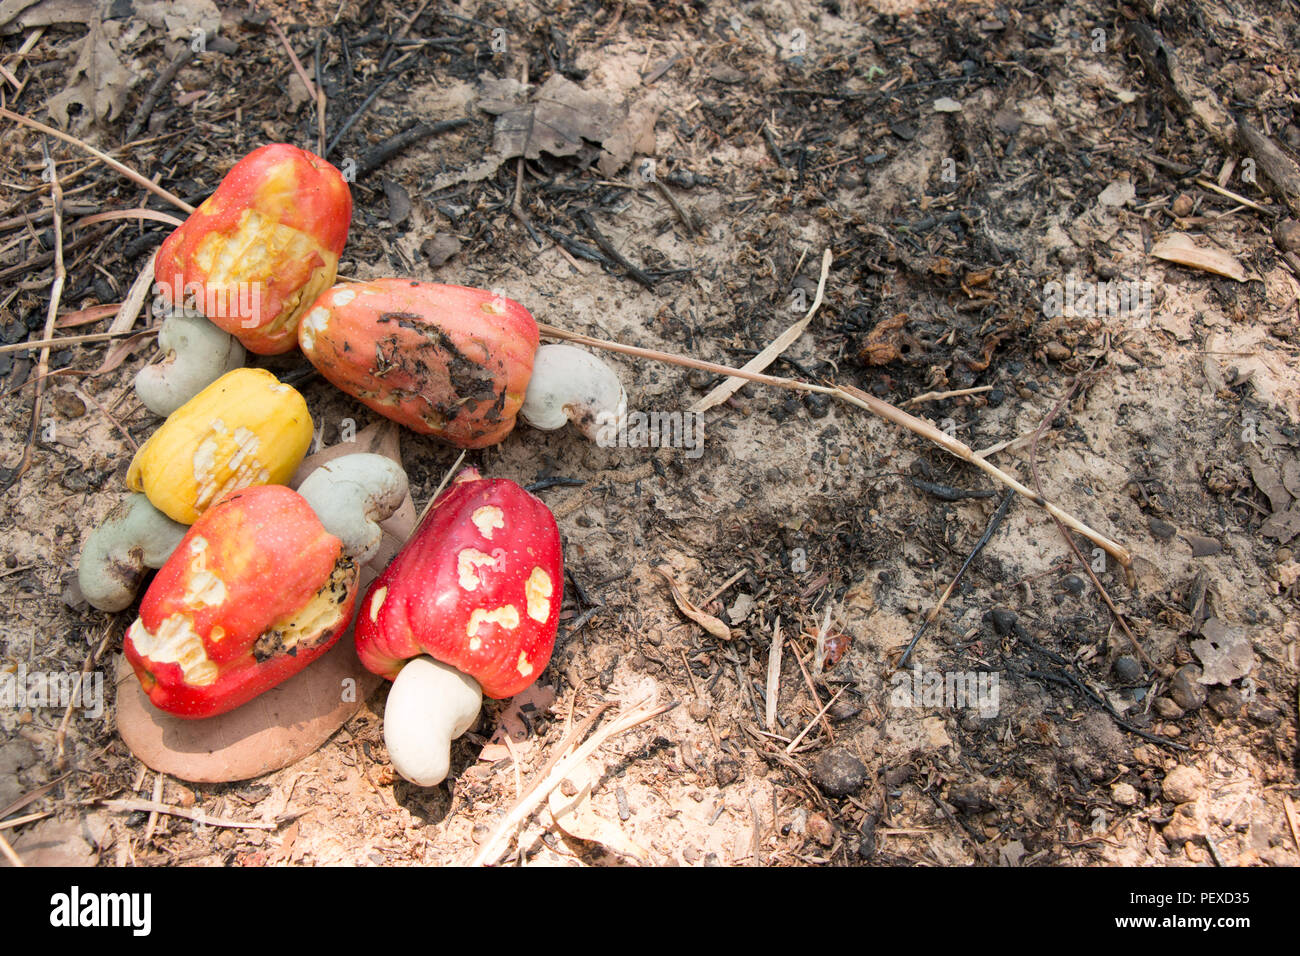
[[384, 655, 482, 786], [296, 453, 408, 564], [135, 310, 245, 417], [520, 344, 627, 442], [78, 493, 188, 612]]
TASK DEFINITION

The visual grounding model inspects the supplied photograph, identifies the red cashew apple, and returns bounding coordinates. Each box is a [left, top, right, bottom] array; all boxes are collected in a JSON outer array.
[[154, 143, 352, 355], [355, 467, 563, 785], [124, 485, 358, 719], [298, 279, 627, 448]]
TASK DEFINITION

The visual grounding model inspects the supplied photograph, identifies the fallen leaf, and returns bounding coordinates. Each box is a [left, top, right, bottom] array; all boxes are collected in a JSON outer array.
[[421, 233, 461, 267], [483, 73, 623, 161], [1246, 448, 1292, 513], [45, 16, 137, 129], [1192, 617, 1255, 686], [547, 759, 648, 863], [134, 0, 220, 42], [3, 818, 97, 867], [0, 0, 94, 32], [597, 101, 658, 177], [1260, 503, 1300, 543], [932, 97, 962, 113], [1152, 234, 1247, 282], [116, 422, 415, 783], [655, 565, 732, 640]]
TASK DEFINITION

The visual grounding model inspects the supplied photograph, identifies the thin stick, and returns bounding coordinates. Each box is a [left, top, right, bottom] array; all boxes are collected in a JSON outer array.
[[54, 622, 114, 766], [692, 248, 831, 413], [904, 385, 993, 406], [1194, 178, 1268, 214], [73, 208, 184, 229], [0, 108, 194, 213], [785, 686, 846, 753], [765, 617, 782, 731], [702, 567, 748, 606], [0, 809, 52, 831], [1027, 367, 1155, 670], [99, 798, 277, 830], [0, 829, 23, 867], [469, 700, 674, 866], [11, 144, 64, 487], [268, 19, 326, 156], [897, 491, 1014, 669], [0, 328, 150, 354], [536, 324, 1133, 567]]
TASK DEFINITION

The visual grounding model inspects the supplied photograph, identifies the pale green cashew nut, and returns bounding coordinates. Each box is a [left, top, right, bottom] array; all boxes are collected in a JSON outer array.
[[296, 453, 408, 563], [78, 493, 188, 612], [135, 310, 245, 417]]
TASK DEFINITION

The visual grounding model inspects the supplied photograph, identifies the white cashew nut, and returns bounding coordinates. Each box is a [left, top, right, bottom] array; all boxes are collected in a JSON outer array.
[[78, 493, 188, 612], [384, 655, 482, 786], [520, 344, 627, 442]]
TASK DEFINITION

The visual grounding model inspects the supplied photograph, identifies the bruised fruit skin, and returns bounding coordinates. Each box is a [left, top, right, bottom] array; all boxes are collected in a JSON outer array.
[[124, 485, 359, 719], [298, 280, 538, 448], [355, 467, 562, 699], [154, 144, 352, 355], [127, 368, 314, 524]]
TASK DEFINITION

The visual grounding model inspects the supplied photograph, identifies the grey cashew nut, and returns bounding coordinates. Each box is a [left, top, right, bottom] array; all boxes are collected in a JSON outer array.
[[519, 344, 627, 442], [78, 493, 187, 612], [135, 310, 245, 417], [296, 453, 408, 564], [384, 656, 482, 786]]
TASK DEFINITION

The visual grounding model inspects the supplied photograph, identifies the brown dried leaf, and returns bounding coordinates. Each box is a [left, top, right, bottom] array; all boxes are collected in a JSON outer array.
[[45, 16, 137, 129], [483, 73, 624, 161], [116, 422, 415, 783], [655, 565, 732, 640]]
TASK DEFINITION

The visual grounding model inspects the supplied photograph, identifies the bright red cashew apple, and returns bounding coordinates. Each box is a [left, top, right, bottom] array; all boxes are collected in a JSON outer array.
[[355, 467, 563, 785], [123, 454, 406, 718]]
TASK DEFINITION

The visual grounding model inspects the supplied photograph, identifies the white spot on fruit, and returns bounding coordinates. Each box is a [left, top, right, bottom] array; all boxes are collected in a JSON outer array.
[[457, 549, 497, 591], [466, 604, 519, 638], [516, 653, 533, 678], [300, 306, 331, 351], [369, 586, 387, 622], [128, 614, 219, 686], [471, 506, 505, 540], [333, 288, 355, 306], [525, 567, 552, 623]]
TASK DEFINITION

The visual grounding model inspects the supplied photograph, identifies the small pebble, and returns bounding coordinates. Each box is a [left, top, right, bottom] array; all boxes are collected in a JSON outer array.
[[1149, 518, 1177, 541], [1161, 764, 1203, 805], [810, 748, 869, 798], [1171, 192, 1195, 217], [1062, 574, 1085, 596], [987, 607, 1018, 636], [1274, 219, 1300, 253], [1170, 664, 1207, 711], [1114, 655, 1142, 682], [1111, 782, 1140, 807]]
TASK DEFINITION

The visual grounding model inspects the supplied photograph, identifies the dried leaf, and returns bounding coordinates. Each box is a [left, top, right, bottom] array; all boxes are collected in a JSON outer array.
[[45, 16, 137, 129], [1260, 502, 1300, 543], [1246, 448, 1292, 513], [116, 422, 415, 783], [483, 74, 623, 161], [655, 565, 732, 640], [1151, 234, 1247, 282], [492, 683, 557, 744], [547, 759, 648, 863], [1191, 618, 1255, 686]]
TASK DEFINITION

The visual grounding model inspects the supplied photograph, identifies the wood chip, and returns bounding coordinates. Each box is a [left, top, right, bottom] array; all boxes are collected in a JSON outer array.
[[1151, 233, 1247, 282]]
